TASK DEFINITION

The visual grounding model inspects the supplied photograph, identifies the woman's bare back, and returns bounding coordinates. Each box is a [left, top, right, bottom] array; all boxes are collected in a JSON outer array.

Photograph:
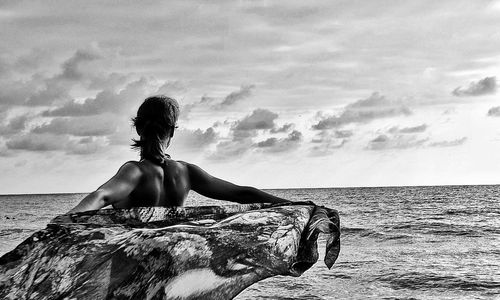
[[113, 159, 190, 208], [68, 158, 289, 214]]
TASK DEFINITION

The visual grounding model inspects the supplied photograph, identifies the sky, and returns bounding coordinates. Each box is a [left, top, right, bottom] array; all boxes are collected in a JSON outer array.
[[2, 0, 500, 193]]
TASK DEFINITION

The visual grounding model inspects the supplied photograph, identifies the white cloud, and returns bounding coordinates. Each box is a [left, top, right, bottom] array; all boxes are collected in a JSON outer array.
[[0, 114, 30, 135], [312, 93, 412, 130], [5, 132, 109, 155], [208, 138, 253, 161], [180, 85, 257, 120], [388, 124, 427, 134], [32, 115, 118, 136], [6, 133, 70, 152], [171, 127, 218, 152], [487, 106, 500, 117], [452, 77, 497, 97], [43, 78, 150, 116], [233, 108, 278, 131], [270, 123, 294, 133], [367, 134, 428, 150], [253, 130, 302, 153], [309, 130, 349, 156], [218, 84, 255, 107], [57, 48, 103, 81], [67, 137, 108, 155], [429, 137, 467, 147]]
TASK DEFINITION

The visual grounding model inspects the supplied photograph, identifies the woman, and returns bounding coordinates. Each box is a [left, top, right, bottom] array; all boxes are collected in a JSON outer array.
[[69, 95, 290, 213]]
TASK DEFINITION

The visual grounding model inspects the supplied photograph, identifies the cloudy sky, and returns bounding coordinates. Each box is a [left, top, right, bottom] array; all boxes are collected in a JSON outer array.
[[2, 0, 500, 193]]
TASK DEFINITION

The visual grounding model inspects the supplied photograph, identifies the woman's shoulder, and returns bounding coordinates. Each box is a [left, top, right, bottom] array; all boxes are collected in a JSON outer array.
[[164, 159, 190, 171], [171, 160, 198, 172], [105, 161, 145, 184], [173, 160, 188, 166], [118, 161, 144, 173], [172, 161, 207, 178], [121, 160, 142, 168]]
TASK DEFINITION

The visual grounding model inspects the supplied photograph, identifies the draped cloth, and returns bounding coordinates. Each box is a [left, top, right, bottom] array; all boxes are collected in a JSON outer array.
[[0, 202, 340, 300]]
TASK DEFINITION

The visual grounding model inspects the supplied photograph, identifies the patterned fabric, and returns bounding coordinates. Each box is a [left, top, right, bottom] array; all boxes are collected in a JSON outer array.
[[0, 202, 340, 300]]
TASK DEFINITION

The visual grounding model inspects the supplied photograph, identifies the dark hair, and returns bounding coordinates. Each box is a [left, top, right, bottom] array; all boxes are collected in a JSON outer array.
[[131, 95, 180, 163]]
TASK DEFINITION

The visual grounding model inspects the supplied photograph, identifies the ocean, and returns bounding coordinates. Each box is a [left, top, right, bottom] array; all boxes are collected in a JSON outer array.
[[0, 185, 499, 299]]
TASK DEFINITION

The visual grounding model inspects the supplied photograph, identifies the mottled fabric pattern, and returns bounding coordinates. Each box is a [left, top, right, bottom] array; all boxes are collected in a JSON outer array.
[[0, 202, 340, 300]]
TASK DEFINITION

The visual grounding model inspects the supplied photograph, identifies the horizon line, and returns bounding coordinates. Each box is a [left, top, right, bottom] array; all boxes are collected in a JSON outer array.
[[1, 182, 499, 196]]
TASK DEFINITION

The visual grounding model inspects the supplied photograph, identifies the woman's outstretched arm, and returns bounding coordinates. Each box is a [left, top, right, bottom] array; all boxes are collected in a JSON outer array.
[[68, 162, 142, 213], [186, 163, 291, 204]]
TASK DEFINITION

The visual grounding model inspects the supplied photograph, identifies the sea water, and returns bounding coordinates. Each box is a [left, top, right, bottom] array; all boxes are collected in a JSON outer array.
[[0, 185, 499, 299]]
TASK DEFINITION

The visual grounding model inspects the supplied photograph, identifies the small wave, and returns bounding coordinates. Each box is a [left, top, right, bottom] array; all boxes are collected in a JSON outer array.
[[335, 260, 378, 269], [15, 212, 36, 217], [341, 226, 369, 234], [342, 226, 416, 241], [482, 228, 500, 235], [389, 224, 413, 229], [426, 229, 484, 237], [422, 223, 499, 237], [338, 223, 494, 240], [0, 228, 34, 237], [384, 234, 414, 240], [445, 209, 474, 215], [343, 227, 385, 239], [284, 283, 312, 291], [445, 209, 500, 216], [330, 273, 352, 279], [378, 272, 500, 291], [381, 298, 419, 300], [253, 296, 324, 300], [342, 226, 384, 237], [388, 222, 495, 238]]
